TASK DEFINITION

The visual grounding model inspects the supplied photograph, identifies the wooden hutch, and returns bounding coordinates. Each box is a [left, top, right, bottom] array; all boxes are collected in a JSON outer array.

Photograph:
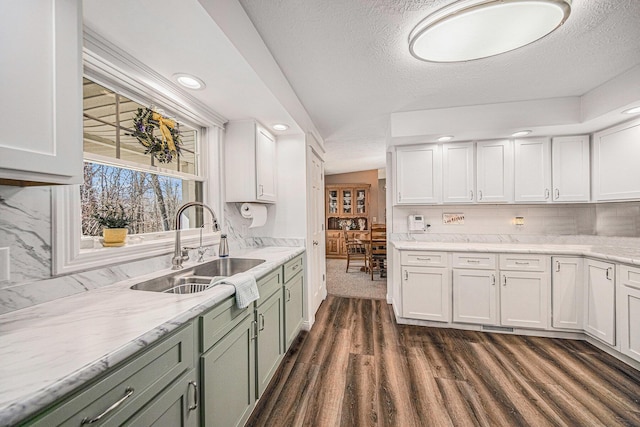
[[325, 184, 370, 259]]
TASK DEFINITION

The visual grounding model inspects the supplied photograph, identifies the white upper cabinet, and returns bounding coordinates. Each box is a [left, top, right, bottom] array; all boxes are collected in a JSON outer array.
[[476, 140, 513, 203], [395, 144, 442, 204], [0, 0, 83, 185], [593, 118, 640, 201], [225, 120, 277, 203], [551, 136, 590, 202], [514, 138, 551, 202], [442, 142, 475, 203]]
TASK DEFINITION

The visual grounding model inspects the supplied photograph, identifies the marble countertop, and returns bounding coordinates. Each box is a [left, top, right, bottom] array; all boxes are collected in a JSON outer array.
[[391, 241, 640, 266], [0, 246, 304, 426]]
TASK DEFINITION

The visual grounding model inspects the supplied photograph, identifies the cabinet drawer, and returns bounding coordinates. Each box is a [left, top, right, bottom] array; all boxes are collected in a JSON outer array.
[[29, 324, 194, 427], [452, 253, 496, 269], [258, 268, 283, 302], [401, 251, 448, 267], [284, 255, 303, 283], [200, 296, 253, 353], [620, 265, 640, 290], [499, 254, 549, 272]]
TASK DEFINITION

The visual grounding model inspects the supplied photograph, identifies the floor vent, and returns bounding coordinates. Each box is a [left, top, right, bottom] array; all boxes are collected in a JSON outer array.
[[482, 325, 514, 333]]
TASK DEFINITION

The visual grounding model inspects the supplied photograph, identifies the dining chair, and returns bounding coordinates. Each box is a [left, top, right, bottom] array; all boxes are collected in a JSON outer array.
[[343, 226, 368, 272], [369, 224, 387, 280]]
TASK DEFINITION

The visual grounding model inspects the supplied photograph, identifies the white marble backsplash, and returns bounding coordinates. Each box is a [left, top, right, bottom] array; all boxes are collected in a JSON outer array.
[[0, 186, 52, 285]]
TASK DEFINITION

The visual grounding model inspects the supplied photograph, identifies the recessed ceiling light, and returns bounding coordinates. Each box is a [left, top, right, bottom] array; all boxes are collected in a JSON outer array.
[[409, 0, 572, 62], [512, 130, 532, 137], [622, 106, 640, 115], [272, 124, 289, 131], [437, 135, 454, 142], [173, 73, 206, 90]]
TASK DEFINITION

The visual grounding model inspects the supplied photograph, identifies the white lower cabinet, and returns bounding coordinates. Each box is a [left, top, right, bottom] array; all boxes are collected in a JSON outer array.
[[618, 265, 640, 363], [452, 269, 497, 325], [584, 259, 616, 346], [500, 271, 549, 329], [552, 257, 584, 330], [402, 265, 450, 322]]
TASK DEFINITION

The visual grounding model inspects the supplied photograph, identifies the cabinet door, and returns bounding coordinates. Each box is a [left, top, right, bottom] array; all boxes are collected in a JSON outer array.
[[476, 140, 513, 203], [125, 370, 198, 427], [326, 189, 339, 215], [593, 119, 640, 201], [453, 269, 497, 325], [201, 314, 255, 427], [341, 188, 353, 215], [256, 290, 285, 397], [284, 272, 304, 351], [0, 0, 83, 185], [618, 266, 640, 363], [395, 144, 442, 204], [355, 187, 368, 215], [584, 259, 616, 346], [514, 138, 551, 202], [551, 257, 583, 330], [326, 236, 340, 256], [256, 126, 277, 202], [442, 142, 475, 203], [552, 135, 590, 202], [402, 266, 450, 322], [500, 271, 549, 329]]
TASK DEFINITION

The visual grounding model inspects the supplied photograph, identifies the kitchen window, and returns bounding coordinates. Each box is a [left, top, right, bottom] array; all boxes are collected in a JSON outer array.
[[80, 78, 204, 242], [52, 40, 225, 275]]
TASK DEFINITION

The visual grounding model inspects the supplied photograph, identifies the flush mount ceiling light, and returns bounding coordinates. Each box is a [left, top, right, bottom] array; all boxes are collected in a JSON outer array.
[[437, 135, 454, 142], [173, 73, 206, 90], [622, 106, 640, 115], [272, 123, 289, 131], [511, 130, 532, 137], [409, 0, 571, 62]]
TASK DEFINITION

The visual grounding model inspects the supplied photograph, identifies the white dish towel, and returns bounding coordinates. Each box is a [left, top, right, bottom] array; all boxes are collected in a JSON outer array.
[[212, 273, 260, 309]]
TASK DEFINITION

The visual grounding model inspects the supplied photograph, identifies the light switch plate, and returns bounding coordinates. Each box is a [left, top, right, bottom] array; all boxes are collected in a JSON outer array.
[[0, 247, 9, 282]]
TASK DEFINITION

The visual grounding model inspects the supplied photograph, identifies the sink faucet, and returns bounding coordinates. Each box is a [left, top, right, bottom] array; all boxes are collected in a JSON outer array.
[[172, 202, 220, 270]]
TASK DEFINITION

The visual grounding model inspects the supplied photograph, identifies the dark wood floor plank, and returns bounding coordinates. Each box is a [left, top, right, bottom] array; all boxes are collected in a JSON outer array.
[[249, 296, 640, 427], [340, 354, 378, 426], [302, 327, 352, 427]]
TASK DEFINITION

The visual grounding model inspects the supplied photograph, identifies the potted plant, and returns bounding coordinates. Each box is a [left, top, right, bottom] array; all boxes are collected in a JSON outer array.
[[92, 203, 132, 247]]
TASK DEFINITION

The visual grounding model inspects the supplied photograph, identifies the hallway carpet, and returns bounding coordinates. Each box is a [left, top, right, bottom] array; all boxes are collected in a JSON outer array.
[[326, 258, 387, 300]]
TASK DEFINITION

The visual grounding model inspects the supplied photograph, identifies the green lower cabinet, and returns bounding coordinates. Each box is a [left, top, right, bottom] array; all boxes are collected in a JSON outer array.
[[256, 289, 285, 398], [284, 272, 304, 350], [201, 313, 256, 427], [124, 369, 199, 426]]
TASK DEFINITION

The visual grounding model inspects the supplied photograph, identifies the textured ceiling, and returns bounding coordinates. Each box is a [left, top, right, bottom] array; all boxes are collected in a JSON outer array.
[[239, 0, 640, 174]]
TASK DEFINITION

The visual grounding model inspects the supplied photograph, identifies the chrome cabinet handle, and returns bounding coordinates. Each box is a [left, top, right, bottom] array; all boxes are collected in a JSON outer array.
[[188, 382, 198, 411], [478, 190, 483, 200], [286, 288, 291, 302], [251, 320, 258, 340], [292, 264, 300, 270], [467, 259, 480, 263], [259, 184, 264, 196], [545, 188, 550, 199], [491, 274, 496, 286], [555, 188, 560, 199], [470, 190, 474, 200], [404, 270, 408, 280], [502, 275, 507, 286], [81, 387, 134, 424], [416, 257, 431, 261], [556, 261, 560, 272], [606, 267, 613, 280], [259, 313, 265, 331], [398, 192, 402, 202], [514, 261, 529, 265]]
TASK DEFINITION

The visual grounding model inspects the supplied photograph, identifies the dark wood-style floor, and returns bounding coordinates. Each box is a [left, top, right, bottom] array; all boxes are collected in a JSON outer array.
[[247, 296, 640, 426]]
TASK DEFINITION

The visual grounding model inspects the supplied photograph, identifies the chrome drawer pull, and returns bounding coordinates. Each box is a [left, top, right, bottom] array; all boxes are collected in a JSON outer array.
[[81, 387, 134, 424], [416, 257, 432, 261], [514, 261, 530, 265], [291, 264, 300, 270], [466, 259, 480, 263], [188, 381, 198, 411], [491, 274, 496, 286]]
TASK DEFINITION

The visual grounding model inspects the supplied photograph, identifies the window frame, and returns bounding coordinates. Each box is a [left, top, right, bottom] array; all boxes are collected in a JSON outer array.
[[52, 30, 226, 275]]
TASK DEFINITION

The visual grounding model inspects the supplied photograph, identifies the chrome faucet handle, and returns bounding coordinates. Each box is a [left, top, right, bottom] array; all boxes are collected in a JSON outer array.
[[196, 247, 208, 262]]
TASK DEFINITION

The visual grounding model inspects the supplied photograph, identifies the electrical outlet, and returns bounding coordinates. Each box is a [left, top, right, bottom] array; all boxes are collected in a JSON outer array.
[[0, 247, 9, 282]]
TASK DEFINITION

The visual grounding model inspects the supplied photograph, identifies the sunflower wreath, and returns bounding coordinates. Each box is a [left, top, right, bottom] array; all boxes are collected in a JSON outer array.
[[131, 107, 182, 163]]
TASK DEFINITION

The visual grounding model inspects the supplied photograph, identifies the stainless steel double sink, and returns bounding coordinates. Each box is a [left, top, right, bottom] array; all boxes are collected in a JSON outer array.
[[130, 258, 265, 294]]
